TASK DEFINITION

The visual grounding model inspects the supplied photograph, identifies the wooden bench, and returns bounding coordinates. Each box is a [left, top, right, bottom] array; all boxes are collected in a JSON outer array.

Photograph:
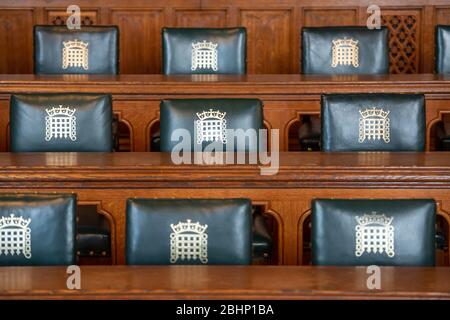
[[2, 74, 450, 152], [0, 152, 448, 265]]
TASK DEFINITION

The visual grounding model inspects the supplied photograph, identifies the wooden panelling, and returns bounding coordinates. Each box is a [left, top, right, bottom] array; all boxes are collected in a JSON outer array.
[[303, 8, 359, 27], [110, 9, 165, 74], [435, 7, 450, 25], [240, 9, 293, 73], [0, 1, 447, 74], [0, 9, 35, 74], [45, 9, 99, 25], [174, 9, 227, 27]]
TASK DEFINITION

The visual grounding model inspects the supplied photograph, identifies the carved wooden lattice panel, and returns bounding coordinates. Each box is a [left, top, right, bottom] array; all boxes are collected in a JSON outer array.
[[382, 13, 421, 74]]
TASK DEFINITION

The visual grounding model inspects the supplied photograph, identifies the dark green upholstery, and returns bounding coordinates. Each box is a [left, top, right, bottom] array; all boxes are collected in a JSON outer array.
[[34, 25, 119, 74], [126, 198, 252, 265], [321, 93, 425, 151], [10, 94, 113, 152], [162, 27, 246, 75], [160, 99, 263, 152], [312, 199, 435, 266], [0, 194, 76, 266], [302, 26, 389, 75], [435, 25, 450, 74]]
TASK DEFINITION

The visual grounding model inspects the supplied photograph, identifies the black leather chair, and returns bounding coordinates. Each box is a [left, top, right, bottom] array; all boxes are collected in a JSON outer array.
[[321, 93, 426, 151], [435, 25, 450, 74], [0, 194, 76, 266], [34, 26, 119, 75], [302, 26, 389, 75], [160, 99, 263, 152], [126, 198, 252, 265], [10, 94, 113, 152], [10, 93, 113, 261], [162, 27, 246, 75], [312, 199, 436, 266]]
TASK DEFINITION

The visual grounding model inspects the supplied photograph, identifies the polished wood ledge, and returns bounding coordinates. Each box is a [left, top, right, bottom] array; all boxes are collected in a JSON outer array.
[[0, 152, 449, 265], [0, 266, 449, 300], [2, 74, 450, 94], [1, 152, 450, 188], [1, 74, 450, 152]]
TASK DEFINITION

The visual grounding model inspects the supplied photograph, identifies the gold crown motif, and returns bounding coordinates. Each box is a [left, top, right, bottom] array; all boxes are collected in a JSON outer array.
[[0, 214, 31, 229], [192, 40, 218, 51], [359, 107, 389, 119], [355, 212, 393, 226], [45, 105, 76, 117], [170, 219, 207, 234], [63, 39, 88, 49], [196, 109, 226, 120], [332, 37, 359, 47]]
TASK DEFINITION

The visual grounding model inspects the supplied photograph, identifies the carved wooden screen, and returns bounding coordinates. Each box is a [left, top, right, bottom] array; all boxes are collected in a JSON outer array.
[[382, 11, 421, 74]]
